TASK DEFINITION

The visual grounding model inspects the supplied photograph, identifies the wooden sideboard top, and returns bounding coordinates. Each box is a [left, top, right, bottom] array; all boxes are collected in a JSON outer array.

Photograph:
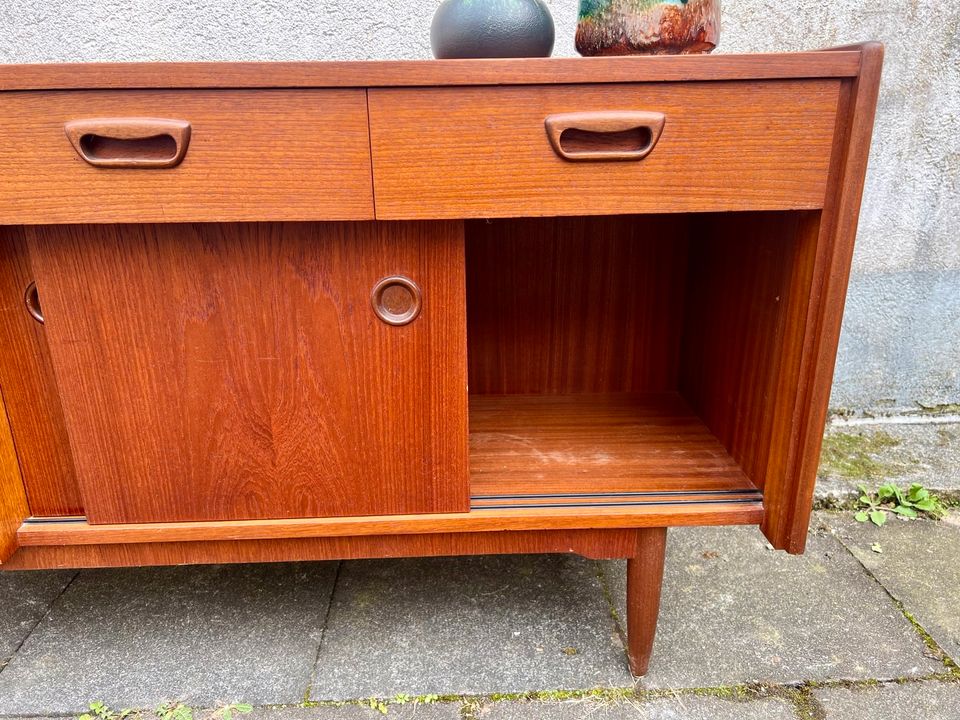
[[0, 48, 868, 91]]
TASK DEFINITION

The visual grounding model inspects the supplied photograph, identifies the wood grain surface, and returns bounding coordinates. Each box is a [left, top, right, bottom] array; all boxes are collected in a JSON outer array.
[[0, 228, 82, 516], [626, 527, 668, 676], [15, 499, 761, 551], [470, 394, 754, 496], [680, 210, 821, 494], [0, 89, 373, 224], [369, 80, 841, 219], [0, 388, 29, 563], [6, 528, 647, 570], [0, 52, 862, 92], [761, 43, 886, 553], [63, 117, 193, 169], [27, 221, 468, 524], [466, 216, 688, 395]]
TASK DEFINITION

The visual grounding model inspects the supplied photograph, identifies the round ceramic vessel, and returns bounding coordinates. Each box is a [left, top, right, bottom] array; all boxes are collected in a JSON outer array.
[[431, 0, 556, 59], [576, 0, 720, 56]]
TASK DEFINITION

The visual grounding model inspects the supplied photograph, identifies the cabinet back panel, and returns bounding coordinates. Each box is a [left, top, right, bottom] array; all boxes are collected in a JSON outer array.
[[0, 228, 82, 516], [466, 216, 688, 395], [27, 221, 468, 524]]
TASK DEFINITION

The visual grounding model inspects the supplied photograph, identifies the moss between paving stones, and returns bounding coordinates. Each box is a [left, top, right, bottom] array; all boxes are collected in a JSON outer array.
[[827, 404, 960, 420], [594, 564, 625, 637], [901, 605, 960, 675], [818, 430, 911, 480], [78, 675, 960, 720], [918, 403, 960, 415]]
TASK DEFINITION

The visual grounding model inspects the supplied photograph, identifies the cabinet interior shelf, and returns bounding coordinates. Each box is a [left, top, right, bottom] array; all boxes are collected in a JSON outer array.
[[468, 393, 759, 511]]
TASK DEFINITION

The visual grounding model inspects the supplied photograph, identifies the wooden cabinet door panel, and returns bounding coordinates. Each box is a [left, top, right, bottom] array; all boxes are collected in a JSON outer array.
[[0, 390, 30, 563], [27, 221, 467, 524], [0, 228, 82, 516]]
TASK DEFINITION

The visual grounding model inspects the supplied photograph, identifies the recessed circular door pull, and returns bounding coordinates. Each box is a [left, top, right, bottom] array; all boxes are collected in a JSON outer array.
[[371, 275, 422, 326], [24, 281, 44, 324]]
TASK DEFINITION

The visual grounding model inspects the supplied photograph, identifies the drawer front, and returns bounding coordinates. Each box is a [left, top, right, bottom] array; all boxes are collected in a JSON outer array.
[[0, 90, 374, 223], [369, 80, 842, 219], [26, 221, 467, 524]]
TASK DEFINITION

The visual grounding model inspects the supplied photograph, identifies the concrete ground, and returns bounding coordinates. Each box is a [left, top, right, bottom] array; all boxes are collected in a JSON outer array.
[[0, 424, 958, 719]]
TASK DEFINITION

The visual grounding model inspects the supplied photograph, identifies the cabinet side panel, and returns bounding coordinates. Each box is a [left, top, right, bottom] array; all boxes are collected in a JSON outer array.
[[27, 221, 467, 523], [0, 228, 82, 516], [467, 215, 689, 394], [762, 46, 885, 553], [679, 210, 822, 493]]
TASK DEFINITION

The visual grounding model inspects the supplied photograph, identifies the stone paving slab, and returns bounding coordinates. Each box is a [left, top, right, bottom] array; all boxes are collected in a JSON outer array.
[[814, 680, 960, 719], [602, 524, 940, 689], [309, 555, 630, 701], [248, 704, 461, 720], [816, 421, 960, 501], [476, 695, 799, 719], [824, 512, 960, 662], [0, 562, 338, 714], [0, 705, 463, 720], [0, 570, 75, 669]]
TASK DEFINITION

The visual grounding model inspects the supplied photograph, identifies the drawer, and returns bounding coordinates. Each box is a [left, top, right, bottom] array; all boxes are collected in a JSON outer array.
[[0, 89, 374, 224], [369, 80, 842, 219]]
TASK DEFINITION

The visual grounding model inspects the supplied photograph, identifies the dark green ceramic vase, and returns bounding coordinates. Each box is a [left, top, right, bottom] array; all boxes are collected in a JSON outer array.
[[431, 0, 555, 59]]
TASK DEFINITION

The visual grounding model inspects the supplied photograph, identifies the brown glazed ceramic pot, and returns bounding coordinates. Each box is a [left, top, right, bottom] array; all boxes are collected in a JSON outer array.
[[576, 0, 720, 56]]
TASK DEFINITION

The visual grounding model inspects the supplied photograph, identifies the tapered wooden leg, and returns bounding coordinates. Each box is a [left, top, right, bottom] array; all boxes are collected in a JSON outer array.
[[626, 527, 668, 677]]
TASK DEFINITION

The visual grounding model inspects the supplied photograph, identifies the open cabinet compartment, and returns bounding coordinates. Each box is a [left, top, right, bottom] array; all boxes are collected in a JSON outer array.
[[465, 210, 821, 520]]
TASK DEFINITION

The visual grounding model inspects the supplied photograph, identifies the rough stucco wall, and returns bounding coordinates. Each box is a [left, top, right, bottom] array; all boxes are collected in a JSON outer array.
[[1, 1, 957, 414]]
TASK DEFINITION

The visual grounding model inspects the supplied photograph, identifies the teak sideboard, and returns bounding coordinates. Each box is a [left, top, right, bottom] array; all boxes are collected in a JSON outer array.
[[0, 44, 882, 675]]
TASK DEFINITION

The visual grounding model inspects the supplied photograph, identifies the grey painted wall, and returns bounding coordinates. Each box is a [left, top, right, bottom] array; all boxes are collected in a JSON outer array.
[[2, 1, 958, 414]]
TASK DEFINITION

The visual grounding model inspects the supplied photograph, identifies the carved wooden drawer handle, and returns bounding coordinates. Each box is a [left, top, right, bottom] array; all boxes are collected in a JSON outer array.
[[65, 117, 192, 168], [24, 281, 44, 324], [545, 111, 666, 161], [371, 276, 422, 326]]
